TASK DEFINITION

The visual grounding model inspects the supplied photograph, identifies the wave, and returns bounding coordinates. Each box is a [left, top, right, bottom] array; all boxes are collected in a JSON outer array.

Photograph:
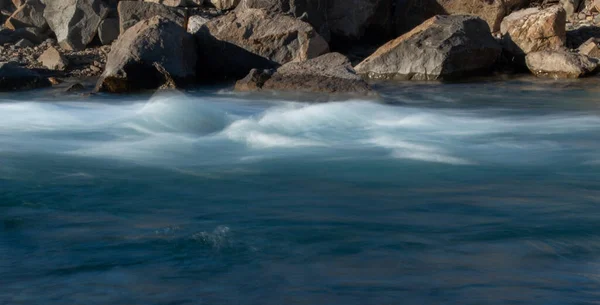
[[1, 91, 599, 167]]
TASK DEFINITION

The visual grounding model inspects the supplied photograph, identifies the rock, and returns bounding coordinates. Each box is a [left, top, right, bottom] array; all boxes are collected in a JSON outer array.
[[14, 38, 33, 47], [593, 0, 600, 12], [235, 52, 372, 94], [196, 8, 328, 81], [355, 15, 501, 80], [44, 0, 109, 51], [96, 16, 197, 93], [98, 17, 119, 45], [38, 46, 68, 70], [4, 0, 47, 30], [210, 0, 240, 10], [578, 38, 600, 57], [118, 1, 187, 34], [501, 6, 566, 55], [0, 61, 51, 91], [525, 50, 599, 78], [47, 76, 61, 85], [187, 15, 210, 34], [395, 0, 527, 36]]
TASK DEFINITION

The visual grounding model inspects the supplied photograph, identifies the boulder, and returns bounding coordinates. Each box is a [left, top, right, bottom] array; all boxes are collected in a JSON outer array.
[[4, 0, 47, 30], [395, 0, 527, 35], [500, 6, 566, 55], [96, 16, 197, 93], [578, 38, 600, 58], [196, 8, 328, 81], [0, 61, 51, 91], [98, 17, 119, 45], [44, 0, 109, 51], [209, 0, 240, 9], [235, 52, 372, 94], [0, 26, 46, 44], [559, 0, 580, 20], [354, 15, 501, 80], [118, 1, 187, 34], [525, 50, 599, 78], [38, 46, 68, 70]]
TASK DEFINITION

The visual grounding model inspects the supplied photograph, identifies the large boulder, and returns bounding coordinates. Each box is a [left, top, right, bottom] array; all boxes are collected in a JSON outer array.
[[235, 52, 372, 94], [355, 15, 501, 80], [395, 0, 528, 35], [43, 0, 109, 51], [196, 8, 328, 81], [4, 0, 47, 30], [97, 17, 119, 45], [117, 1, 187, 34], [500, 6, 566, 55], [526, 50, 599, 78], [0, 61, 51, 91], [95, 16, 197, 93]]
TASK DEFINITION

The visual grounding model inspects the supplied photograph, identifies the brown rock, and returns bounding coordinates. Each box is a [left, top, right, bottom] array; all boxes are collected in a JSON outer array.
[[525, 50, 599, 78], [235, 52, 372, 94], [500, 6, 566, 55], [38, 46, 68, 70]]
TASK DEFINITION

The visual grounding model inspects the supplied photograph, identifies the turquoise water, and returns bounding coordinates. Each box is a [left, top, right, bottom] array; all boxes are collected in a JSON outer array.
[[1, 79, 600, 304]]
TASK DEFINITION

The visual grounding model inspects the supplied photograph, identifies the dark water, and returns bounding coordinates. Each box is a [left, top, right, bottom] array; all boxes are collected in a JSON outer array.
[[1, 78, 600, 304]]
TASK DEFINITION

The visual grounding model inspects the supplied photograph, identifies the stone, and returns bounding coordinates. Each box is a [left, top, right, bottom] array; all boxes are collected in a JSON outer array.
[[98, 18, 119, 45], [96, 16, 197, 93], [44, 0, 109, 51], [500, 6, 566, 55], [592, 0, 600, 13], [578, 38, 600, 58], [235, 52, 372, 94], [66, 83, 85, 92], [4, 0, 47, 30], [118, 1, 187, 34], [0, 61, 51, 91], [187, 15, 210, 34], [210, 0, 240, 10], [38, 46, 68, 70], [395, 0, 528, 35], [525, 50, 599, 78], [354, 15, 501, 80], [196, 8, 328, 81]]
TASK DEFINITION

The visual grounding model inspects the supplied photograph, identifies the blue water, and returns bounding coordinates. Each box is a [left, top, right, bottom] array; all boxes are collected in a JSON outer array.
[[1, 79, 600, 304]]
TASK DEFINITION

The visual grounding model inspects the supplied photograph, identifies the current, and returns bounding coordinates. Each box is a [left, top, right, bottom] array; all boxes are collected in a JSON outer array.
[[1, 78, 600, 304]]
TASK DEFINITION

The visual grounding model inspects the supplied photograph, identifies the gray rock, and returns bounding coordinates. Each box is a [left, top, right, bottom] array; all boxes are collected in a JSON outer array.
[[235, 52, 372, 94], [144, 0, 204, 6], [96, 16, 197, 93], [98, 17, 119, 45], [4, 0, 47, 30], [355, 15, 501, 80], [44, 0, 109, 51], [38, 46, 68, 70], [526, 50, 599, 78], [0, 61, 51, 91], [118, 1, 187, 34]]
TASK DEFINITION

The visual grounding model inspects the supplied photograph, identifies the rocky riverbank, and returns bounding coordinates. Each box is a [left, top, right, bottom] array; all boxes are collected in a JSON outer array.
[[1, 0, 600, 95]]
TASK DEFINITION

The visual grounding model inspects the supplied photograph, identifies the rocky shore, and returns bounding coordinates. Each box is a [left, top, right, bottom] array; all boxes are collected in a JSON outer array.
[[1, 0, 600, 95]]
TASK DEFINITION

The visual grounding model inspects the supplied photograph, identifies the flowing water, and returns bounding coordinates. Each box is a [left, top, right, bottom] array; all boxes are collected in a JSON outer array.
[[1, 78, 600, 304]]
